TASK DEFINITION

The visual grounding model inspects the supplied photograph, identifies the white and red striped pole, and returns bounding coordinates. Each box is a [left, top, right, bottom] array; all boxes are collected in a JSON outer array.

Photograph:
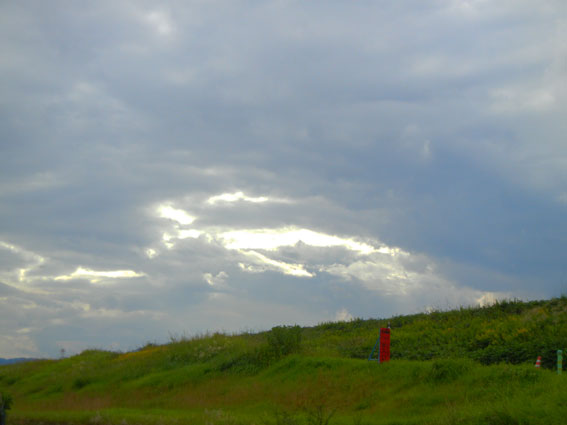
[[535, 356, 542, 368]]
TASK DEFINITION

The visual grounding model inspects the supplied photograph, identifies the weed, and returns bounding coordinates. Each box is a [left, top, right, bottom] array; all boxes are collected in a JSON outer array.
[[304, 403, 336, 425], [263, 408, 301, 425]]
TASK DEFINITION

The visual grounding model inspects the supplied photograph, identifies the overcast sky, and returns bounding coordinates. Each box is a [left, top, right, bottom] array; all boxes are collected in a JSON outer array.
[[1, 0, 566, 358]]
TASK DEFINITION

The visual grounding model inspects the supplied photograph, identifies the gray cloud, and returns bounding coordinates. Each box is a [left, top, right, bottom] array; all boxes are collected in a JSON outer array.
[[1, 0, 565, 357]]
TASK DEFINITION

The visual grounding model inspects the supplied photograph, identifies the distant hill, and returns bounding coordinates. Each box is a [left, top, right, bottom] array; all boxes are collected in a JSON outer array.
[[0, 357, 38, 365]]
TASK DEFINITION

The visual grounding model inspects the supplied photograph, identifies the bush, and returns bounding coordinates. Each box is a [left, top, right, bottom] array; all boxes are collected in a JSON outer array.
[[266, 326, 302, 360], [72, 376, 91, 390]]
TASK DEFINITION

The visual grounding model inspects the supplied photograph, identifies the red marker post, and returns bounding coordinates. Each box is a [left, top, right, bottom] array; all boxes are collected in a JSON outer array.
[[379, 328, 391, 363], [368, 327, 391, 363]]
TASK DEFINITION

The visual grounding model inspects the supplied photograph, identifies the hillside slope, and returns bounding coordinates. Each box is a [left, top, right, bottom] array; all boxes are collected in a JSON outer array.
[[2, 297, 567, 425]]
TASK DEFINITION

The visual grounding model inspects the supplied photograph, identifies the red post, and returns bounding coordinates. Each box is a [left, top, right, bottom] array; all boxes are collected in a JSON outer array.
[[379, 328, 390, 362]]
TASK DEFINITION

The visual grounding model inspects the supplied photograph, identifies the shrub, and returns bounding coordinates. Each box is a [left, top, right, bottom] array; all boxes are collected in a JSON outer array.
[[266, 326, 302, 360], [72, 376, 91, 390]]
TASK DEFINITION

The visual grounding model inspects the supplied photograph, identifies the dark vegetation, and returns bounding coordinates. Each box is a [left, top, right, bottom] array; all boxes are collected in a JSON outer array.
[[1, 297, 567, 424]]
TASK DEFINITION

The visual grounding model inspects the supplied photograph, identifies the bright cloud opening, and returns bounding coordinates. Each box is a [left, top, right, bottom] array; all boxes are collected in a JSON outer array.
[[220, 227, 376, 254], [55, 267, 145, 283], [157, 204, 196, 225], [151, 199, 406, 280], [178, 229, 203, 239], [207, 191, 269, 205], [149, 197, 494, 300], [239, 251, 313, 277]]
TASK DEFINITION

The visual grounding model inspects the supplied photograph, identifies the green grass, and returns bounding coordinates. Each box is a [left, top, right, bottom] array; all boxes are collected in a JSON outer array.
[[2, 297, 567, 424]]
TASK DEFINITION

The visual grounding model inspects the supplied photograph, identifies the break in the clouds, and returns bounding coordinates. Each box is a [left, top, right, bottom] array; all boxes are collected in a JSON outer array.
[[1, 1, 566, 357]]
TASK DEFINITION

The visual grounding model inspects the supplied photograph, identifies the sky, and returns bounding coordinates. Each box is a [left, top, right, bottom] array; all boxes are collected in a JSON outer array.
[[1, 0, 566, 358]]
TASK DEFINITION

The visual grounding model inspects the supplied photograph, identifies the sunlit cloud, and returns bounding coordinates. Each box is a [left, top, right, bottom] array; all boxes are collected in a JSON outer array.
[[81, 307, 164, 320], [203, 271, 228, 286], [178, 229, 203, 239], [149, 197, 490, 304], [206, 191, 292, 206], [219, 227, 376, 254], [161, 232, 175, 249], [207, 191, 270, 205], [0, 240, 45, 284], [239, 251, 313, 278], [150, 199, 409, 280], [323, 259, 422, 296], [145, 248, 158, 259], [335, 308, 354, 322], [157, 204, 196, 225], [55, 267, 145, 283], [159, 229, 202, 251]]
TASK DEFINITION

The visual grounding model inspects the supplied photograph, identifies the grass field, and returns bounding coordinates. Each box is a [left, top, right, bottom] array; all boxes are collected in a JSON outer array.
[[2, 297, 567, 424]]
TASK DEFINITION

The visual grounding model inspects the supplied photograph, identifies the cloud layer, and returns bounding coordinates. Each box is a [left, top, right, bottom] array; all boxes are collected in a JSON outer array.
[[1, 0, 565, 357]]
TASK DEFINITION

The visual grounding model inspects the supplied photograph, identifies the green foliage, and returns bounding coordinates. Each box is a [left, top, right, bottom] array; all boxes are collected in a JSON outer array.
[[266, 325, 302, 360], [0, 392, 13, 411], [72, 376, 91, 390]]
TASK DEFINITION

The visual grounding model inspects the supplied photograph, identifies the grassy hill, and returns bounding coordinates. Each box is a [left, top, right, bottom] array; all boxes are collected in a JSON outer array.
[[2, 297, 567, 425]]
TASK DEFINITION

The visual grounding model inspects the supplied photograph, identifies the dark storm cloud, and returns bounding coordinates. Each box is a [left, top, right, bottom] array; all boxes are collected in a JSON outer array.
[[1, 0, 565, 356]]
